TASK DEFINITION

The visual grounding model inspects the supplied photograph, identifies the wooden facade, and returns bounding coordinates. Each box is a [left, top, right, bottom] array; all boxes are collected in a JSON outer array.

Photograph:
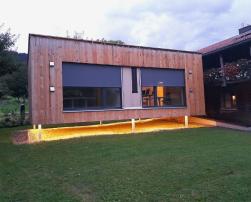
[[28, 34, 205, 125]]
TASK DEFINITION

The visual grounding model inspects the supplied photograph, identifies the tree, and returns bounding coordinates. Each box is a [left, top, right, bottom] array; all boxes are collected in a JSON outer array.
[[0, 25, 27, 100], [4, 63, 27, 101], [0, 25, 15, 52], [0, 75, 9, 98], [0, 24, 18, 77], [66, 30, 125, 45]]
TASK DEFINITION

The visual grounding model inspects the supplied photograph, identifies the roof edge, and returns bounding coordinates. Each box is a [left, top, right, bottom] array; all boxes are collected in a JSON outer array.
[[29, 33, 201, 55], [201, 38, 251, 56]]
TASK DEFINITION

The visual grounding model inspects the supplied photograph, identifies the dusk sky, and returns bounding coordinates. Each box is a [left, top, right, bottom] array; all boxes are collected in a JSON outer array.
[[1, 0, 251, 53]]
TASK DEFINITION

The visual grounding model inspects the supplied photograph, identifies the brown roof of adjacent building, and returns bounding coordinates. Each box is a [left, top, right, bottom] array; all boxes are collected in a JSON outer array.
[[198, 30, 251, 55]]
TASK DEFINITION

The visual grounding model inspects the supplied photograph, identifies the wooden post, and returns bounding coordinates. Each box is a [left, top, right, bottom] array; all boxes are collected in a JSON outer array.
[[184, 116, 189, 128], [246, 45, 251, 112], [38, 124, 42, 141], [131, 119, 135, 133], [220, 54, 226, 87], [99, 120, 102, 125]]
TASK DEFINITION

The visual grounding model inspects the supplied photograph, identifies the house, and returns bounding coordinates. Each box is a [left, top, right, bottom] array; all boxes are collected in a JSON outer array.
[[199, 25, 251, 125], [28, 34, 205, 126]]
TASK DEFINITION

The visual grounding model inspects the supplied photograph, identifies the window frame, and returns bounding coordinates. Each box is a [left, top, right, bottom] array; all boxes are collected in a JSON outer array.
[[131, 67, 138, 93]]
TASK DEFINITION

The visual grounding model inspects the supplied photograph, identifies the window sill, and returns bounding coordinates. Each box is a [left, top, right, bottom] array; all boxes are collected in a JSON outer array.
[[63, 108, 123, 113], [220, 108, 238, 112], [63, 106, 187, 113], [142, 106, 187, 110]]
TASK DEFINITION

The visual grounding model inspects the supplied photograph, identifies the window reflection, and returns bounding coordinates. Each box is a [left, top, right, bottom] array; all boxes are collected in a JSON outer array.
[[63, 87, 121, 110], [142, 86, 185, 107]]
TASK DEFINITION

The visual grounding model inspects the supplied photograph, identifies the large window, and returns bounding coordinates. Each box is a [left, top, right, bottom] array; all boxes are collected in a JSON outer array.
[[62, 63, 122, 111], [142, 86, 185, 107], [63, 87, 121, 110], [141, 68, 186, 108]]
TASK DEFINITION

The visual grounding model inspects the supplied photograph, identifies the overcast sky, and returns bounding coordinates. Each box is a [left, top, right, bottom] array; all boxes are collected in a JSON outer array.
[[1, 0, 251, 53]]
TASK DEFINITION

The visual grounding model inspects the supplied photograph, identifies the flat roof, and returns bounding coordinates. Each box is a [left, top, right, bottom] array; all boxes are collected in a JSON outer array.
[[29, 33, 201, 55]]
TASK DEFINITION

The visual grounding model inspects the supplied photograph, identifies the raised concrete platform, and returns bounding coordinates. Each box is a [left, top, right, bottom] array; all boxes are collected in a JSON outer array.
[[12, 118, 204, 144], [14, 117, 249, 145]]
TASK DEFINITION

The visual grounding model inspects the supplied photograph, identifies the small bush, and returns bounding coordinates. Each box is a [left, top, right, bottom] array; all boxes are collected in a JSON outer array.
[[0, 97, 29, 128]]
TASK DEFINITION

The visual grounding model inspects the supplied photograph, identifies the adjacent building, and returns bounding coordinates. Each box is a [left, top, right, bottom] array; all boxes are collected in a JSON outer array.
[[199, 25, 251, 125], [28, 34, 205, 125]]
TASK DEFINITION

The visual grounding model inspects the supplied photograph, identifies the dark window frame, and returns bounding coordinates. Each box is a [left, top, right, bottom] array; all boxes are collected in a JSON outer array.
[[131, 67, 138, 93]]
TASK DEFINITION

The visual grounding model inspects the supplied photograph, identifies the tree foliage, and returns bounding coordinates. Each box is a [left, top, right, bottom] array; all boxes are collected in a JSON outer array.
[[0, 26, 15, 52], [0, 25, 18, 77], [3, 63, 27, 100], [67, 30, 125, 45], [0, 25, 27, 100]]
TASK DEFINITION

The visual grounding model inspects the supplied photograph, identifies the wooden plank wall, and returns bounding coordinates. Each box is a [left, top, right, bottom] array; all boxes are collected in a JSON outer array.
[[28, 35, 205, 125]]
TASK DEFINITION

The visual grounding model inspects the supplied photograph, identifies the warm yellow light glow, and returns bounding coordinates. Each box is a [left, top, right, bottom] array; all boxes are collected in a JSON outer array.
[[157, 86, 164, 97], [157, 86, 164, 106], [232, 95, 237, 106], [27, 118, 205, 143]]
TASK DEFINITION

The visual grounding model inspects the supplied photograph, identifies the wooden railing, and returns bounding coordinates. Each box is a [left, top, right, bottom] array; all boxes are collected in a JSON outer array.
[[204, 59, 251, 85]]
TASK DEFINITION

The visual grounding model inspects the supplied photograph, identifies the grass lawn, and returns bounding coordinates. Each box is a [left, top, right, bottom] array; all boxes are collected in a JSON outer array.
[[1, 127, 251, 201]]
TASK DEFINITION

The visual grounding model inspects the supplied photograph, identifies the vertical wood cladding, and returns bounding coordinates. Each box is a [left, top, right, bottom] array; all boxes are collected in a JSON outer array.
[[28, 34, 205, 125]]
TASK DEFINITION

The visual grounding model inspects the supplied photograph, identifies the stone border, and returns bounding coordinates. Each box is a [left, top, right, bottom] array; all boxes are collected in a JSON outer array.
[[12, 130, 29, 144]]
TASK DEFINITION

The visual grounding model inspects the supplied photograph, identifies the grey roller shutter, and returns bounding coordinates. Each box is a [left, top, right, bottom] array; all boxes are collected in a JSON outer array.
[[141, 68, 185, 87], [62, 63, 121, 87]]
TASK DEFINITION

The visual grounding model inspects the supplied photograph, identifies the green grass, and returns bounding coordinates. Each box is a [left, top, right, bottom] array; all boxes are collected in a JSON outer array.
[[1, 127, 251, 201]]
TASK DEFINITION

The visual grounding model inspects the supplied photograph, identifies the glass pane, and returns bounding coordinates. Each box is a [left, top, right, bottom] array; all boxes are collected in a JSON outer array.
[[224, 94, 232, 108], [157, 86, 165, 106], [142, 86, 185, 107], [102, 88, 121, 108], [63, 99, 73, 109], [63, 87, 121, 110], [131, 68, 138, 93], [221, 93, 237, 109], [142, 87, 155, 107], [164, 87, 185, 106]]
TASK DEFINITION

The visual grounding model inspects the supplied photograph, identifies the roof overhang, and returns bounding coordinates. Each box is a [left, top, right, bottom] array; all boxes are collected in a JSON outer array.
[[202, 38, 251, 56]]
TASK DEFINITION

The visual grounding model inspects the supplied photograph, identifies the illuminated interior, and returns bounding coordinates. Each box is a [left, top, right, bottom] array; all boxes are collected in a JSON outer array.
[[221, 93, 237, 110], [142, 86, 185, 107], [232, 95, 237, 106]]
